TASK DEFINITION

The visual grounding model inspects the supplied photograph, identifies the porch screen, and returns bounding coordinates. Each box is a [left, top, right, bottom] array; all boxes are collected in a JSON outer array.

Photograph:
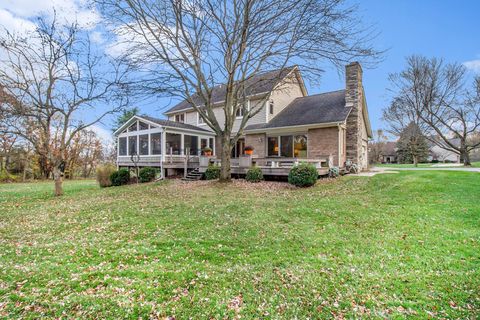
[[128, 136, 137, 155], [151, 133, 162, 155], [119, 137, 127, 156], [139, 134, 149, 155], [166, 133, 181, 155], [280, 136, 293, 157], [184, 135, 198, 155]]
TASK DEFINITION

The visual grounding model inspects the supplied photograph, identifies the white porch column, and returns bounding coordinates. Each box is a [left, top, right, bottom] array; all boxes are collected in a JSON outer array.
[[161, 129, 166, 163], [180, 133, 184, 155]]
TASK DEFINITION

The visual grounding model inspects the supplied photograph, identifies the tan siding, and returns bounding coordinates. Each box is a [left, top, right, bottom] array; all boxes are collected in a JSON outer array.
[[267, 73, 305, 122], [168, 97, 267, 135]]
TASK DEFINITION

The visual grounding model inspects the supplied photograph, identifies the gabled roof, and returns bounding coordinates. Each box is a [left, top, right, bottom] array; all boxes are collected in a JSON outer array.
[[245, 90, 351, 131], [113, 115, 212, 135], [164, 66, 303, 114]]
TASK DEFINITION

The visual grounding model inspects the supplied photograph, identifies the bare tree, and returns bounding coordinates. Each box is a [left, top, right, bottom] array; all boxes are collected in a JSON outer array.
[[384, 56, 480, 166], [368, 129, 388, 164], [0, 17, 129, 195], [97, 0, 380, 181]]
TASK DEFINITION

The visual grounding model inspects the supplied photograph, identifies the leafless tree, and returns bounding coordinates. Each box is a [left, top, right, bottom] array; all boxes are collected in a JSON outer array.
[[384, 56, 480, 166], [0, 17, 130, 195], [97, 0, 381, 181]]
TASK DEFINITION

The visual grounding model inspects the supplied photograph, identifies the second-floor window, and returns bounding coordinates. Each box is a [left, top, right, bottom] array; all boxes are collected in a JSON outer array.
[[198, 113, 205, 124], [236, 100, 249, 118], [175, 113, 185, 123], [269, 100, 274, 114]]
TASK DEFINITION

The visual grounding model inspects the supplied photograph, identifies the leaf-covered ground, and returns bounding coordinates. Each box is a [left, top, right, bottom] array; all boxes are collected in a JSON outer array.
[[0, 172, 479, 319]]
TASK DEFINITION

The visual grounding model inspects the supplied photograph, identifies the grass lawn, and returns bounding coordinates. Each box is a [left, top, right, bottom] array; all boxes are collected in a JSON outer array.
[[0, 172, 479, 318], [375, 161, 480, 168]]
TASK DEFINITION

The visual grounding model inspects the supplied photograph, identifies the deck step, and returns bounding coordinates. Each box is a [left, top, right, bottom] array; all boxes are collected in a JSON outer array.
[[182, 168, 203, 181]]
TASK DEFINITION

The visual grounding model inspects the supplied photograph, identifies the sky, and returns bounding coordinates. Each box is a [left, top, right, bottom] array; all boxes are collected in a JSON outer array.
[[1, 0, 479, 142]]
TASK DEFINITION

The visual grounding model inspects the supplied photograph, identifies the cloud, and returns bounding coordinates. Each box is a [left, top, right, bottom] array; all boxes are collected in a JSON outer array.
[[463, 59, 480, 73], [90, 124, 113, 145], [0, 0, 101, 35]]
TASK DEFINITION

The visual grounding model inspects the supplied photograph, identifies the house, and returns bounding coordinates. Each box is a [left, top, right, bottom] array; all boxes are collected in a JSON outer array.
[[114, 62, 372, 177], [379, 142, 398, 164], [428, 138, 461, 163]]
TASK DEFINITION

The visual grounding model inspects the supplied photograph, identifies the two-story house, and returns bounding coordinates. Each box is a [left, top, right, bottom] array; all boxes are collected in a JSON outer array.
[[114, 62, 372, 177]]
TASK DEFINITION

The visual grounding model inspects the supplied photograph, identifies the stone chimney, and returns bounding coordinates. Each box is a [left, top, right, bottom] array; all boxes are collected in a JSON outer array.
[[345, 62, 363, 165]]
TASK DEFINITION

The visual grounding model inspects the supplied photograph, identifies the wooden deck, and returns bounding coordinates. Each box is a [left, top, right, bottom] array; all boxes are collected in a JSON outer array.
[[117, 155, 331, 177]]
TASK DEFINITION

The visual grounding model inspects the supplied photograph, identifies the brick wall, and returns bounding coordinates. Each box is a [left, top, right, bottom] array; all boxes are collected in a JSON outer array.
[[307, 127, 340, 165], [245, 133, 266, 158]]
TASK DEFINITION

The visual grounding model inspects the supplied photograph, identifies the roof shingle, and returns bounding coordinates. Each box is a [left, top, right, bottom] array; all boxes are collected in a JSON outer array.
[[245, 90, 350, 131], [164, 67, 296, 114], [141, 115, 212, 132]]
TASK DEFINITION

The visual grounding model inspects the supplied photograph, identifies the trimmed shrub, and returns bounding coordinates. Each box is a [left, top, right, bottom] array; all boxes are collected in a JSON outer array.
[[205, 165, 220, 180], [328, 166, 340, 178], [288, 163, 318, 187], [139, 167, 157, 183], [96, 163, 116, 187], [110, 168, 130, 186], [245, 166, 263, 182]]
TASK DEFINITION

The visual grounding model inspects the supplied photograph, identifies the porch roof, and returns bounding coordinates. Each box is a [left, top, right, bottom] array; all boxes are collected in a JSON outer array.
[[114, 115, 214, 135]]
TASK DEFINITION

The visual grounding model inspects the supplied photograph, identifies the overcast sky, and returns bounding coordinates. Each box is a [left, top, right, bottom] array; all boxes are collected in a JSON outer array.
[[1, 0, 479, 141]]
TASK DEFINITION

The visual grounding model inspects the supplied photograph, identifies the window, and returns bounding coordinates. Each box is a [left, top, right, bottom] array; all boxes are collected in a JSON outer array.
[[119, 137, 127, 156], [294, 135, 307, 158], [269, 100, 274, 114], [175, 113, 185, 123], [209, 138, 214, 150], [166, 133, 181, 155], [267, 137, 279, 156], [128, 136, 137, 155], [267, 135, 308, 158], [198, 113, 205, 124], [236, 100, 249, 118], [184, 135, 199, 155], [139, 134, 149, 155], [139, 121, 149, 130], [151, 133, 162, 155], [280, 136, 293, 157], [128, 121, 137, 132], [200, 138, 208, 150]]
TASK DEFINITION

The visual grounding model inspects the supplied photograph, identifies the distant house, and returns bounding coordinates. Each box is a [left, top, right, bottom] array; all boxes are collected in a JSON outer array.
[[428, 139, 460, 163], [379, 142, 397, 164], [113, 62, 372, 177]]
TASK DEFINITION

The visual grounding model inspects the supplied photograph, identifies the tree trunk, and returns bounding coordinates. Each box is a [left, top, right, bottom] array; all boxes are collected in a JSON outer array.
[[219, 134, 232, 182], [413, 155, 418, 167], [53, 167, 64, 196], [461, 149, 471, 166]]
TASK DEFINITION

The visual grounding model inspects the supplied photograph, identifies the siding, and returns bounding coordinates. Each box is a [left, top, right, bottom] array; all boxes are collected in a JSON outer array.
[[267, 72, 305, 122], [168, 97, 267, 135]]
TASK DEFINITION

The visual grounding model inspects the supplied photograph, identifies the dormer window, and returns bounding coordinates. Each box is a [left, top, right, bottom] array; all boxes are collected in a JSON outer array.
[[236, 100, 250, 118], [198, 113, 205, 124], [175, 113, 185, 123], [269, 100, 274, 114]]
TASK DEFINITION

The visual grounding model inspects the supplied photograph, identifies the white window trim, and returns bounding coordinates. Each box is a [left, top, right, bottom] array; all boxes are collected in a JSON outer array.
[[197, 112, 206, 125], [236, 99, 250, 119], [175, 112, 186, 123]]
